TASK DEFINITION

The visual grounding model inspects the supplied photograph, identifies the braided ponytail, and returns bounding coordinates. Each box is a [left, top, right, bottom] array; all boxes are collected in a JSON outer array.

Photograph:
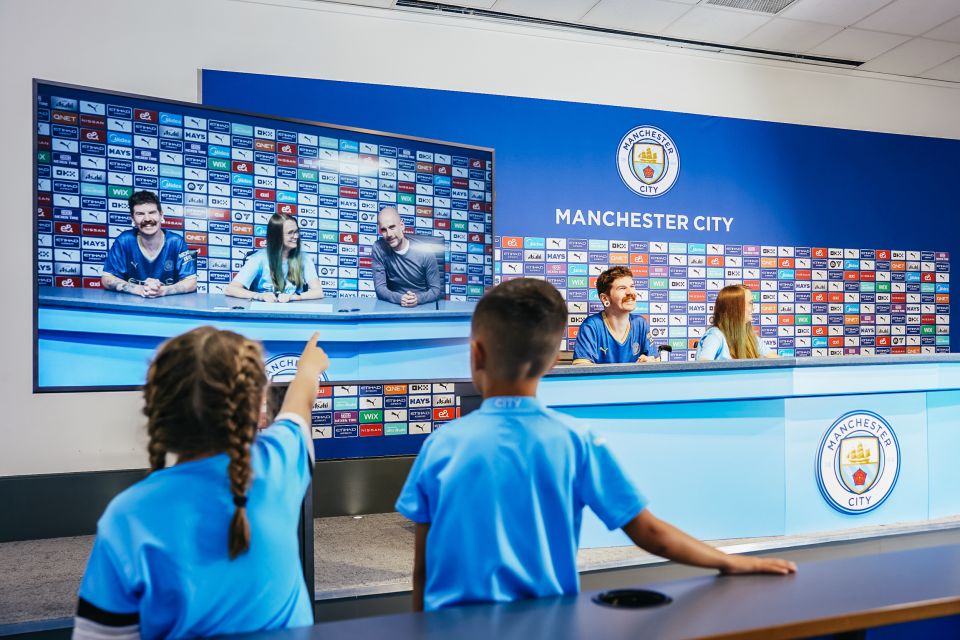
[[142, 326, 267, 560]]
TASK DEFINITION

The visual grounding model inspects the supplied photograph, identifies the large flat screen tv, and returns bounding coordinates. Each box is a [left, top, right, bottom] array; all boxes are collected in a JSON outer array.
[[34, 80, 494, 391]]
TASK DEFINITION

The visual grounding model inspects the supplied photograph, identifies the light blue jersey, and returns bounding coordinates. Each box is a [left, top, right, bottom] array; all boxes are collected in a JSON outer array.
[[77, 416, 314, 639], [695, 326, 773, 360], [572, 312, 655, 364], [235, 249, 319, 295], [396, 396, 646, 611]]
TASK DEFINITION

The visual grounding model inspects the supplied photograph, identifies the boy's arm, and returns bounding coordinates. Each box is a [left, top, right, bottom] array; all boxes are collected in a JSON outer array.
[[622, 509, 796, 575], [413, 523, 429, 612]]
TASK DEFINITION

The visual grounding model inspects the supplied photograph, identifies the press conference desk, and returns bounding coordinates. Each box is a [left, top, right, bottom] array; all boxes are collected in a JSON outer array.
[[230, 545, 960, 640], [538, 354, 960, 548], [36, 287, 476, 387]]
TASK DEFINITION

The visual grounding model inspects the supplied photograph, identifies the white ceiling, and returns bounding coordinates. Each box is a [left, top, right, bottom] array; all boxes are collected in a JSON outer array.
[[327, 0, 960, 82]]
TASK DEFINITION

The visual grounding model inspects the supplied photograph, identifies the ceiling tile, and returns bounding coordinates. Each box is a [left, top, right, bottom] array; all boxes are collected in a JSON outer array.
[[325, 0, 397, 7], [661, 6, 772, 43], [920, 55, 960, 81], [854, 0, 960, 37], [736, 17, 841, 52], [490, 0, 603, 22], [779, 0, 893, 27], [924, 15, 960, 43], [438, 0, 499, 7], [860, 37, 960, 74], [810, 28, 910, 60], [580, 0, 693, 35]]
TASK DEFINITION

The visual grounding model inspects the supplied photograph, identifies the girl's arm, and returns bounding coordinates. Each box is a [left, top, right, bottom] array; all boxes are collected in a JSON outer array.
[[278, 332, 329, 425]]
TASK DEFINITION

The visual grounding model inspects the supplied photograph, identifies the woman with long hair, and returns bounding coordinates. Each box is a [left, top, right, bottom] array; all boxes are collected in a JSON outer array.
[[74, 328, 329, 638], [696, 284, 777, 360], [226, 212, 324, 302]]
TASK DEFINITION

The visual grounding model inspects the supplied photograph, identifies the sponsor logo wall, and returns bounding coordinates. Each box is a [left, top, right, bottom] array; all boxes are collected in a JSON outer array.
[[310, 381, 466, 459], [35, 85, 494, 299], [496, 237, 950, 359]]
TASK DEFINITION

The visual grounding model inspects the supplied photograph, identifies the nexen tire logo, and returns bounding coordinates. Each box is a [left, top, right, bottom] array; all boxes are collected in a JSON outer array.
[[816, 410, 900, 515]]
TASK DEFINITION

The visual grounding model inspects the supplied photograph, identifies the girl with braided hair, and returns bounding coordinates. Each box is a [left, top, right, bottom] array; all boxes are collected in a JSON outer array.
[[73, 328, 328, 640]]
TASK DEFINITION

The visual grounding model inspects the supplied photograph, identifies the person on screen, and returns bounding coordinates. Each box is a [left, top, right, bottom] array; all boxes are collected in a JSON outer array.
[[100, 191, 197, 297], [696, 284, 778, 361], [572, 266, 656, 365], [372, 206, 443, 307], [225, 213, 324, 303], [395, 278, 796, 612], [73, 328, 329, 639]]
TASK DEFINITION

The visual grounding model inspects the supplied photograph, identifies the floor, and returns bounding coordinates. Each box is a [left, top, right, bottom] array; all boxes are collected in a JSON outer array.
[[2, 513, 959, 629]]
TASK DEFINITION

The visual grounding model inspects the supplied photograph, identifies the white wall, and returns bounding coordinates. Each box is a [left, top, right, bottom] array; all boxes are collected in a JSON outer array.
[[2, 0, 959, 476]]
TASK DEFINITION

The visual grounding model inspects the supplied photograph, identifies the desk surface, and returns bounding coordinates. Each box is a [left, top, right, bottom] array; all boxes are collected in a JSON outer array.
[[37, 287, 477, 320], [228, 545, 960, 640]]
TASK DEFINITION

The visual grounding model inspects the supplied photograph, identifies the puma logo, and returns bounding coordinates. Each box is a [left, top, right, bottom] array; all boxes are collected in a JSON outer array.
[[599, 347, 607, 353]]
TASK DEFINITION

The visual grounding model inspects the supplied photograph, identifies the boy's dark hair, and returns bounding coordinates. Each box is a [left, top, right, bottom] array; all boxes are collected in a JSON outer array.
[[128, 190, 162, 213], [472, 278, 567, 380], [596, 266, 635, 297]]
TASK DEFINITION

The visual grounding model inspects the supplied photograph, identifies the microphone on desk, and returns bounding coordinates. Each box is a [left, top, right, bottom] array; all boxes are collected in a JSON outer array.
[[657, 344, 672, 363]]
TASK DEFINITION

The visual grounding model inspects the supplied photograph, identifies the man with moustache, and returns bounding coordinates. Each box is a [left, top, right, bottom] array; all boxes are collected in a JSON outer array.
[[101, 191, 197, 297], [572, 266, 656, 365], [371, 206, 443, 308]]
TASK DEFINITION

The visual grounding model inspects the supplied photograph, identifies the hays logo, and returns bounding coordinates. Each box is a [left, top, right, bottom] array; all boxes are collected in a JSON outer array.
[[616, 126, 680, 197], [816, 411, 900, 515]]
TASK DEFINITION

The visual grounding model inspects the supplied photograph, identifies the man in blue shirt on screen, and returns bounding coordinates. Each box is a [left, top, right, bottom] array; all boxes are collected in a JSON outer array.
[[371, 206, 442, 307], [101, 191, 197, 297], [572, 265, 655, 364], [395, 278, 795, 612]]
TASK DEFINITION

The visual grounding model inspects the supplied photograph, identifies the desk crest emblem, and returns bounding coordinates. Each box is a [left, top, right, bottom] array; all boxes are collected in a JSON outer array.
[[265, 353, 329, 383], [816, 411, 900, 514]]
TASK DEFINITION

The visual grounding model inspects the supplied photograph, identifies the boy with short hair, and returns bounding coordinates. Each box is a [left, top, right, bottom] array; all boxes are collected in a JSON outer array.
[[396, 278, 795, 612]]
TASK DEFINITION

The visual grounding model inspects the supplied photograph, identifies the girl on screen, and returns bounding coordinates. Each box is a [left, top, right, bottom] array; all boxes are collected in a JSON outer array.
[[225, 212, 325, 302], [696, 284, 778, 360], [74, 328, 328, 639]]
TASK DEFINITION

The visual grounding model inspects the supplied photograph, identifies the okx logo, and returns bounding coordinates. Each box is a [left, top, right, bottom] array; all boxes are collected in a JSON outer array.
[[816, 410, 900, 514]]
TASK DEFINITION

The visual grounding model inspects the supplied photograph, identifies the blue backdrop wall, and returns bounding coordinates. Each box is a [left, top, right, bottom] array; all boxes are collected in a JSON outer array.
[[201, 70, 957, 360]]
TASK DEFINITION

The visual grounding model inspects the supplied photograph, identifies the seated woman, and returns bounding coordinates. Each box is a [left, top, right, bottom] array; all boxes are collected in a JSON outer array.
[[225, 213, 324, 302], [696, 284, 778, 360]]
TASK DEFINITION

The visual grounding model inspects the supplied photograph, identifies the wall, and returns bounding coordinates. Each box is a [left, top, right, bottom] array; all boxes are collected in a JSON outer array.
[[2, 0, 960, 476]]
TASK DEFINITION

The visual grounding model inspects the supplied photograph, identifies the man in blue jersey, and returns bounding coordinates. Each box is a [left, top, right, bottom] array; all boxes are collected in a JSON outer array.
[[101, 191, 197, 297], [572, 265, 655, 364], [372, 207, 443, 307], [395, 278, 796, 612]]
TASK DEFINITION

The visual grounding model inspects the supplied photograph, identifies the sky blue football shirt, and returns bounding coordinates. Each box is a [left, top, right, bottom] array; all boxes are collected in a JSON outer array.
[[234, 249, 319, 294], [77, 416, 314, 639], [572, 312, 656, 363], [395, 396, 646, 611], [102, 229, 197, 285], [695, 326, 773, 360]]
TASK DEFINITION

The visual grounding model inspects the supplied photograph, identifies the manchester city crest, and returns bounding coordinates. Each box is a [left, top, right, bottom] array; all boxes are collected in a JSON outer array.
[[265, 353, 329, 383], [617, 126, 679, 197], [816, 411, 900, 515]]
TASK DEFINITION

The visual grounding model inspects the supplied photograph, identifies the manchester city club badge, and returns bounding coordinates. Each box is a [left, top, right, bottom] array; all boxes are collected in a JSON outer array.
[[616, 126, 680, 197], [816, 410, 900, 515]]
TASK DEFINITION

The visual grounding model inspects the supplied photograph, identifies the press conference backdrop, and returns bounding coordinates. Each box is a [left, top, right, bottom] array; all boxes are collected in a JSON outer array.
[[33, 80, 495, 300], [202, 71, 957, 360]]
